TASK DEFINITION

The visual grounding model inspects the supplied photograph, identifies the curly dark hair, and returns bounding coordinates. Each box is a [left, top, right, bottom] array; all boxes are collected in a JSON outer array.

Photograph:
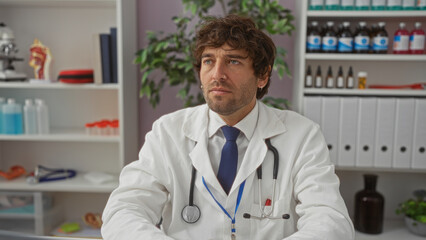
[[193, 14, 276, 99]]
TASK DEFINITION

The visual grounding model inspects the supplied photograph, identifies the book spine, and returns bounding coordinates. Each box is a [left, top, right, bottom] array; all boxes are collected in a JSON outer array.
[[100, 33, 112, 84]]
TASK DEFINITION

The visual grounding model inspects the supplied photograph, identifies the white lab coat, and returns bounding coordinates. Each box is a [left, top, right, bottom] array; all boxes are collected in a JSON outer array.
[[102, 101, 354, 240]]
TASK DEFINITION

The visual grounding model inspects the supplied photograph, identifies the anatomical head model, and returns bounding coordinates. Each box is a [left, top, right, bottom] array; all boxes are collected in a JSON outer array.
[[29, 39, 52, 81]]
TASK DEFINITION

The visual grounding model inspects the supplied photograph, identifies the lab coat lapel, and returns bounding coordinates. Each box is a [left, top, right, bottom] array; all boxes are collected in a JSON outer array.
[[184, 105, 226, 197], [230, 102, 287, 195]]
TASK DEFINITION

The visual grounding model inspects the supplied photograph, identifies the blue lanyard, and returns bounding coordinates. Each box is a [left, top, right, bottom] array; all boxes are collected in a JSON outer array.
[[202, 177, 245, 234]]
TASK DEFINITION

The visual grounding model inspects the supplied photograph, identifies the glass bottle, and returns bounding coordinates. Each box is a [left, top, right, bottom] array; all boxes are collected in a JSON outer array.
[[354, 174, 385, 234], [305, 65, 313, 88]]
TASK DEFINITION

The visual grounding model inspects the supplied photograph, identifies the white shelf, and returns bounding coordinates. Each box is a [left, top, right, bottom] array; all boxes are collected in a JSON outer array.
[[308, 10, 426, 18], [0, 82, 119, 90], [355, 220, 425, 240], [0, 174, 118, 193], [336, 166, 426, 173], [0, 129, 120, 142], [305, 54, 426, 61], [304, 88, 426, 97], [0, 0, 115, 7]]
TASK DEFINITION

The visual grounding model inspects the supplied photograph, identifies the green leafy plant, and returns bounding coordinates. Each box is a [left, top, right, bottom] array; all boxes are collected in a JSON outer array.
[[135, 0, 294, 108], [396, 189, 426, 224]]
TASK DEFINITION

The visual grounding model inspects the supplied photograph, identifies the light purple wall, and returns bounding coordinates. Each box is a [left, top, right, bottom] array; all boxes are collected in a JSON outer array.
[[137, 0, 296, 146]]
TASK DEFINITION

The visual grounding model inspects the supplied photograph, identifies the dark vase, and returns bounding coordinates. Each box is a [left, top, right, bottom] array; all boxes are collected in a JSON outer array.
[[354, 174, 385, 234]]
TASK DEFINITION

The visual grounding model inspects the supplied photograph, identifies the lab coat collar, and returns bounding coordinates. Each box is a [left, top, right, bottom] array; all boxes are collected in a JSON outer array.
[[185, 102, 287, 197]]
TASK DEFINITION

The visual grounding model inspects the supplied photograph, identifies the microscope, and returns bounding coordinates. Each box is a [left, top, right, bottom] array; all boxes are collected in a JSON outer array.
[[0, 23, 26, 81]]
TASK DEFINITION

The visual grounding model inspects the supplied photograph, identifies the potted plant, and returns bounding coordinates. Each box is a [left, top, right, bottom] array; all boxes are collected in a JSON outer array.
[[396, 189, 426, 236], [135, 0, 294, 109]]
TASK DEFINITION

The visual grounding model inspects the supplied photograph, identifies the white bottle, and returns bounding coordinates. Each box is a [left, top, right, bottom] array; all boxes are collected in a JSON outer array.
[[35, 99, 49, 134], [24, 99, 38, 134], [0, 97, 5, 134]]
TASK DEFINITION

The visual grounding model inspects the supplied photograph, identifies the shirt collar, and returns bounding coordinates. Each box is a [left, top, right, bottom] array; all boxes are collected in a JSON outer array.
[[208, 101, 259, 141]]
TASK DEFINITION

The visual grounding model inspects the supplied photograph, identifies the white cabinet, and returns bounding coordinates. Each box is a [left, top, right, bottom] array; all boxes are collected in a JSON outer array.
[[294, 1, 426, 239], [0, 0, 138, 236]]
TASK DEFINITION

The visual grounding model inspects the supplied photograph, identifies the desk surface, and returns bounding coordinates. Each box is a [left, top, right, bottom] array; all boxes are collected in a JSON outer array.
[[355, 220, 425, 240]]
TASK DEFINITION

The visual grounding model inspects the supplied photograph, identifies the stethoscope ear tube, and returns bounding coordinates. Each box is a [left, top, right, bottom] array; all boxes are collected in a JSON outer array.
[[181, 166, 201, 224], [265, 138, 279, 179], [189, 166, 197, 206]]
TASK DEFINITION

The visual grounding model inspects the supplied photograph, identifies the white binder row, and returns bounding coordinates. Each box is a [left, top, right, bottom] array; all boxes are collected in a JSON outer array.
[[304, 96, 426, 169]]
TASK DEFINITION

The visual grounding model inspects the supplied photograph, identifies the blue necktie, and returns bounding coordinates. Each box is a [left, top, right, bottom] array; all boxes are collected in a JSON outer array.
[[217, 126, 240, 194]]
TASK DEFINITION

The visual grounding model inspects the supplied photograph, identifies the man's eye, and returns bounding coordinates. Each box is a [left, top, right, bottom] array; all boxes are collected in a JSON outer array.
[[203, 59, 212, 65], [229, 60, 240, 65]]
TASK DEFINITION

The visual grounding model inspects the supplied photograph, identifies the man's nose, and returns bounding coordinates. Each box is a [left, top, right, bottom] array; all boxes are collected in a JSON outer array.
[[212, 61, 227, 81]]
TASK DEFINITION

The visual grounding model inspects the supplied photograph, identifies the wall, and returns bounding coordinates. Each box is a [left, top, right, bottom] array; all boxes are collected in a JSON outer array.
[[136, 0, 296, 146]]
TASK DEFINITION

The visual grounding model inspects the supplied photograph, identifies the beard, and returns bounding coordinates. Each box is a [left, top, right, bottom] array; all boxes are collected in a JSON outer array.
[[202, 79, 257, 116]]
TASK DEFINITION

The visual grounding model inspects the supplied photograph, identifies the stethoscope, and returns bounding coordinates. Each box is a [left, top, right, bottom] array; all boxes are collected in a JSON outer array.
[[26, 165, 77, 184], [181, 138, 290, 224]]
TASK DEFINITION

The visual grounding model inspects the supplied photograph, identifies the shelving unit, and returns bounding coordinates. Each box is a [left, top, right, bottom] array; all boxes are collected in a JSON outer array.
[[0, 0, 138, 236], [294, 1, 426, 239]]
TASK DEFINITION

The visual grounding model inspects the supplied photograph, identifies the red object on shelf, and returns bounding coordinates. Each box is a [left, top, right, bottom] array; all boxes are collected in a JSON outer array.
[[0, 165, 26, 180], [368, 83, 426, 90], [58, 69, 94, 84]]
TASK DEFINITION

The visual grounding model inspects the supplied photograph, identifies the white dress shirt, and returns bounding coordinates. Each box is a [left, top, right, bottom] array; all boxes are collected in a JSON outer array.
[[207, 102, 259, 175]]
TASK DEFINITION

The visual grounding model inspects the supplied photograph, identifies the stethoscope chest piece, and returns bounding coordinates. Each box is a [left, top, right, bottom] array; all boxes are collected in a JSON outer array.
[[181, 205, 201, 223]]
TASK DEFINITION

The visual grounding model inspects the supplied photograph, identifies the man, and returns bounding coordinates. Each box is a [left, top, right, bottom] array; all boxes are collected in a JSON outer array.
[[102, 14, 354, 240]]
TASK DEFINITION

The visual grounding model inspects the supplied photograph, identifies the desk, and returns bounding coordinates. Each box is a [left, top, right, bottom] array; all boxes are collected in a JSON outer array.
[[356, 220, 424, 240]]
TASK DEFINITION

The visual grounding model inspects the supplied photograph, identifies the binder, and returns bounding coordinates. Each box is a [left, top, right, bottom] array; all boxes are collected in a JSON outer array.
[[100, 33, 112, 84], [110, 27, 118, 83], [303, 96, 322, 125], [356, 98, 377, 167], [321, 97, 340, 164], [412, 99, 426, 169], [374, 98, 396, 168], [338, 97, 358, 167], [393, 98, 415, 169]]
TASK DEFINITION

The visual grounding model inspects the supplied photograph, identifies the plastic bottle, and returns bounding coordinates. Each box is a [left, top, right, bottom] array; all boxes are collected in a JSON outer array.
[[387, 0, 403, 10], [354, 22, 371, 53], [417, 0, 426, 10], [321, 21, 338, 53], [393, 22, 410, 54], [371, 0, 386, 10], [24, 99, 38, 134], [346, 66, 355, 88], [309, 0, 324, 10], [325, 0, 340, 10], [336, 66, 345, 88], [372, 22, 389, 54], [409, 22, 425, 54], [315, 66, 323, 88], [355, 0, 370, 10], [358, 72, 367, 89], [325, 66, 334, 88], [35, 99, 49, 134], [305, 65, 313, 88], [0, 97, 5, 134], [306, 21, 322, 53], [340, 0, 355, 10], [2, 98, 23, 135], [402, 0, 416, 9]]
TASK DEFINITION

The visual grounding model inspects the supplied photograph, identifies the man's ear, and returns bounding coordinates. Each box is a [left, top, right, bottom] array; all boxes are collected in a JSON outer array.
[[257, 66, 271, 88]]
